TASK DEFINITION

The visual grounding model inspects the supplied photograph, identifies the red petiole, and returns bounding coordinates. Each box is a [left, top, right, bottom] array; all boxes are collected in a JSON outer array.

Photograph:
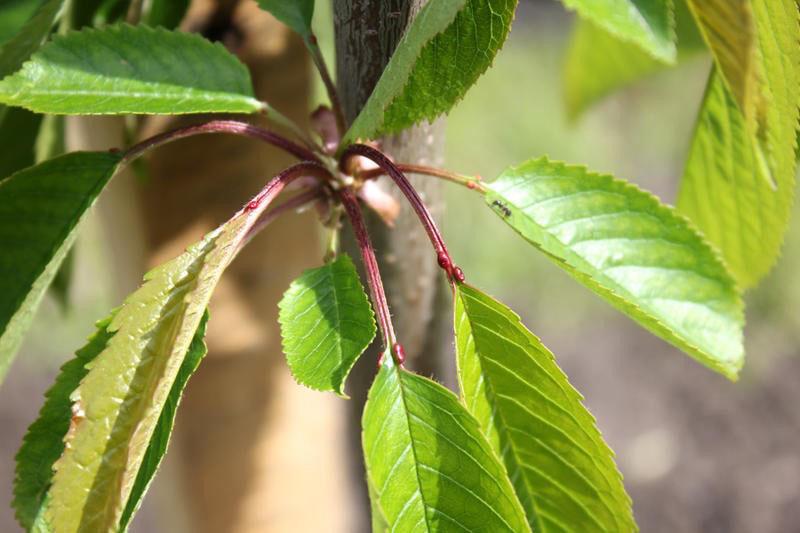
[[359, 163, 486, 193], [123, 120, 322, 165], [116, 113, 474, 364], [341, 144, 465, 284], [243, 186, 327, 245], [339, 189, 405, 366]]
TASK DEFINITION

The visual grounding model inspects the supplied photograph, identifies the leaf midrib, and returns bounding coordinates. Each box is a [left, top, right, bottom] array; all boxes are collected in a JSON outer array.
[[458, 290, 625, 531]]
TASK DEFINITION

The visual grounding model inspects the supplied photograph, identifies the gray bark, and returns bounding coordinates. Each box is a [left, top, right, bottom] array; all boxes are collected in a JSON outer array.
[[334, 1, 451, 530]]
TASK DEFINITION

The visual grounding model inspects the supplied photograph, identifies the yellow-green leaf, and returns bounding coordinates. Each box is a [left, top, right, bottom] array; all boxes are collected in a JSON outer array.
[[278, 254, 376, 396], [363, 357, 531, 532], [487, 157, 744, 379], [560, 0, 677, 62], [678, 0, 800, 288], [455, 284, 636, 531]]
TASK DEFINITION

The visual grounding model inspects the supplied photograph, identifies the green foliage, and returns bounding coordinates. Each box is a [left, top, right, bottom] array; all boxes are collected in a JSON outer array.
[[362, 357, 531, 532], [560, 0, 676, 62], [279, 254, 376, 396], [1, 1, 794, 530], [343, 0, 517, 145], [70, 0, 130, 29], [455, 284, 635, 531], [564, 0, 704, 118], [0, 24, 263, 115], [0, 0, 64, 78], [486, 157, 744, 379], [368, 475, 389, 533], [685, 0, 758, 129], [31, 171, 300, 531], [678, 0, 800, 288], [38, 232, 221, 531], [0, 106, 41, 179], [12, 315, 115, 529], [143, 0, 190, 29], [0, 151, 122, 383], [12, 313, 208, 530], [0, 0, 41, 45], [119, 313, 209, 530], [256, 0, 315, 38]]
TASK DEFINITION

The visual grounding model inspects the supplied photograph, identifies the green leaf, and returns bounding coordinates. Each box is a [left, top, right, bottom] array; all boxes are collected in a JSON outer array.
[[342, 0, 517, 145], [363, 357, 531, 532], [0, 24, 263, 115], [0, 105, 42, 179], [0, 0, 64, 78], [70, 0, 130, 29], [564, 0, 703, 119], [368, 475, 389, 533], [12, 313, 208, 531], [34, 173, 295, 531], [255, 0, 315, 38], [486, 157, 744, 379], [685, 0, 759, 129], [119, 312, 209, 530], [0, 151, 122, 383], [455, 284, 635, 531], [678, 0, 800, 288], [0, 0, 41, 45], [144, 0, 190, 29], [12, 315, 115, 530], [278, 254, 376, 396], [34, 114, 72, 309], [560, 0, 677, 62]]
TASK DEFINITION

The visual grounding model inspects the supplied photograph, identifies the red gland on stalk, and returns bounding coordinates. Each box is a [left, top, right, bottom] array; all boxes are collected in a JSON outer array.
[[393, 343, 406, 365], [437, 252, 451, 271]]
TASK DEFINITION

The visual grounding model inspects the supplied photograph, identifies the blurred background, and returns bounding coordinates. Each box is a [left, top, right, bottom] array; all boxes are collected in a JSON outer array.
[[2, 1, 799, 531]]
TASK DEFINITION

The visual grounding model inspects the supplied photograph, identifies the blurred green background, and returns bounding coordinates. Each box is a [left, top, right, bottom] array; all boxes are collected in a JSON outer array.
[[1, 1, 799, 531]]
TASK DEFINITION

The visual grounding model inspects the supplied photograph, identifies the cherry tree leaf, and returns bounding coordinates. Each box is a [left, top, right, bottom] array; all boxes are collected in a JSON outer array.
[[119, 312, 209, 530], [0, 151, 123, 383], [363, 357, 531, 532], [0, 0, 65, 78], [564, 0, 703, 119], [678, 0, 800, 288], [255, 0, 315, 38], [70, 0, 130, 29], [0, 24, 263, 115], [343, 0, 517, 145], [278, 254, 376, 396], [455, 284, 635, 531], [31, 172, 300, 531], [144, 0, 191, 29], [685, 0, 759, 129], [0, 1, 40, 45], [560, 0, 676, 62], [0, 106, 42, 179], [486, 157, 744, 379], [12, 316, 114, 530], [368, 475, 389, 533], [12, 313, 208, 531]]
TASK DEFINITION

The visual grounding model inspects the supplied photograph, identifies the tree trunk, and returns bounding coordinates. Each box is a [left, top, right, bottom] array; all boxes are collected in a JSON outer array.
[[334, 2, 451, 530]]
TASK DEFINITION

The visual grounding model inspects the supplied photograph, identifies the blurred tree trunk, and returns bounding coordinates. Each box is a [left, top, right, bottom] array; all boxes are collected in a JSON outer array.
[[334, 1, 452, 530]]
